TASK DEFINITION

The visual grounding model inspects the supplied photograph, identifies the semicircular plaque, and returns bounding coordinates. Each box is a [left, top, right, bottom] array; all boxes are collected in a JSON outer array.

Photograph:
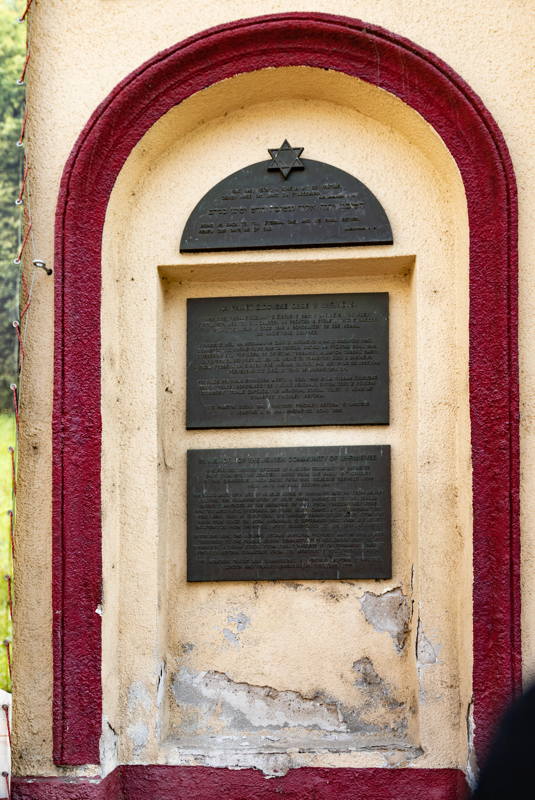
[[180, 142, 393, 252]]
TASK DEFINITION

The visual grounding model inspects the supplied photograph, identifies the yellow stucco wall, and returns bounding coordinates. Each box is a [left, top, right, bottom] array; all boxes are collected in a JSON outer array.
[[14, 0, 534, 782]]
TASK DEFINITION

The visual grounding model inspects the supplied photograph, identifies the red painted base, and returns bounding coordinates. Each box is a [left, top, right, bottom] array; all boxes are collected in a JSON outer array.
[[13, 766, 470, 799]]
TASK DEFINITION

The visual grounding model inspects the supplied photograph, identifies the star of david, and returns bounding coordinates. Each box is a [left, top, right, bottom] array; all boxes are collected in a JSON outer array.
[[267, 139, 304, 179]]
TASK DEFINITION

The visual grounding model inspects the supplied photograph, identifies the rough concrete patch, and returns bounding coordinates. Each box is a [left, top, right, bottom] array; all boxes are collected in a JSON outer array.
[[172, 667, 347, 733], [168, 666, 411, 776], [359, 588, 411, 652], [171, 665, 410, 752]]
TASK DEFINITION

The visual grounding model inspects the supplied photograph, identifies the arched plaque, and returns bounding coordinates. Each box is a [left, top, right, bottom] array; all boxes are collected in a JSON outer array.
[[180, 144, 393, 252]]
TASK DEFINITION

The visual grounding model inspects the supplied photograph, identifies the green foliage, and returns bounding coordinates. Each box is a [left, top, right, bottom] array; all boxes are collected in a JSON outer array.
[[0, 1, 25, 408], [0, 1, 24, 692], [0, 413, 14, 691]]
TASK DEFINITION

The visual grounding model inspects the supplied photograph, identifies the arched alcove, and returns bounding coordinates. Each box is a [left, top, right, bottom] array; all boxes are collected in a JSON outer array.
[[101, 66, 469, 776], [50, 14, 519, 798]]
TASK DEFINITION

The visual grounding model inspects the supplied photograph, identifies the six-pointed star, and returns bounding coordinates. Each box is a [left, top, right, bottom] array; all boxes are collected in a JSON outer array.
[[268, 140, 304, 178]]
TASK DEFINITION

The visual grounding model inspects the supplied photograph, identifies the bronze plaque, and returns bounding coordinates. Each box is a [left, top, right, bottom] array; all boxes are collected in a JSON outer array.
[[186, 293, 389, 429], [180, 148, 393, 252], [187, 445, 391, 582]]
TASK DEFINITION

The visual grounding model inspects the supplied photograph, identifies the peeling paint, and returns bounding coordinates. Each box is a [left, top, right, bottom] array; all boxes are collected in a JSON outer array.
[[416, 619, 439, 665], [222, 612, 251, 646], [465, 698, 478, 789], [227, 612, 250, 632], [223, 628, 240, 646], [169, 665, 412, 772], [359, 588, 411, 652], [172, 667, 347, 733], [352, 657, 404, 714], [161, 746, 301, 778], [415, 617, 441, 701]]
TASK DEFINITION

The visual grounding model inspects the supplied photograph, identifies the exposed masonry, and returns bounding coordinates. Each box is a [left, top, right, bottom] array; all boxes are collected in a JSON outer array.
[[168, 663, 414, 774], [359, 587, 412, 652]]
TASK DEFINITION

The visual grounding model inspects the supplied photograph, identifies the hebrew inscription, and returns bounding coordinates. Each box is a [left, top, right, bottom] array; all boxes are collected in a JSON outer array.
[[180, 158, 393, 251], [191, 181, 372, 239], [186, 293, 389, 428], [187, 446, 391, 582]]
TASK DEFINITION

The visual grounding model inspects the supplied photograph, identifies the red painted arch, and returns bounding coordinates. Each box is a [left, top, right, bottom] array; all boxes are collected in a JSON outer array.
[[49, 10, 519, 794]]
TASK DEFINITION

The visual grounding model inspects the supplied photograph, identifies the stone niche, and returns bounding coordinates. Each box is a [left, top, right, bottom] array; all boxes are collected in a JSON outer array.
[[101, 67, 472, 776]]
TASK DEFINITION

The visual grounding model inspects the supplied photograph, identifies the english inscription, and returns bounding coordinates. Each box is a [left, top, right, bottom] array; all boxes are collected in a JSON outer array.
[[186, 293, 389, 428], [187, 445, 391, 582], [180, 158, 393, 252], [195, 181, 371, 238]]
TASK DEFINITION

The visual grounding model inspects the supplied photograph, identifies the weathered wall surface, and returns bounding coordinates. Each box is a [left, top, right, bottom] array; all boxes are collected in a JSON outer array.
[[14, 0, 533, 783], [99, 72, 470, 777]]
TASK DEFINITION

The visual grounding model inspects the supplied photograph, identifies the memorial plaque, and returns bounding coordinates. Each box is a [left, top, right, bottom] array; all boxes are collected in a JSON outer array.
[[187, 293, 389, 428], [187, 445, 391, 582], [180, 142, 393, 252]]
